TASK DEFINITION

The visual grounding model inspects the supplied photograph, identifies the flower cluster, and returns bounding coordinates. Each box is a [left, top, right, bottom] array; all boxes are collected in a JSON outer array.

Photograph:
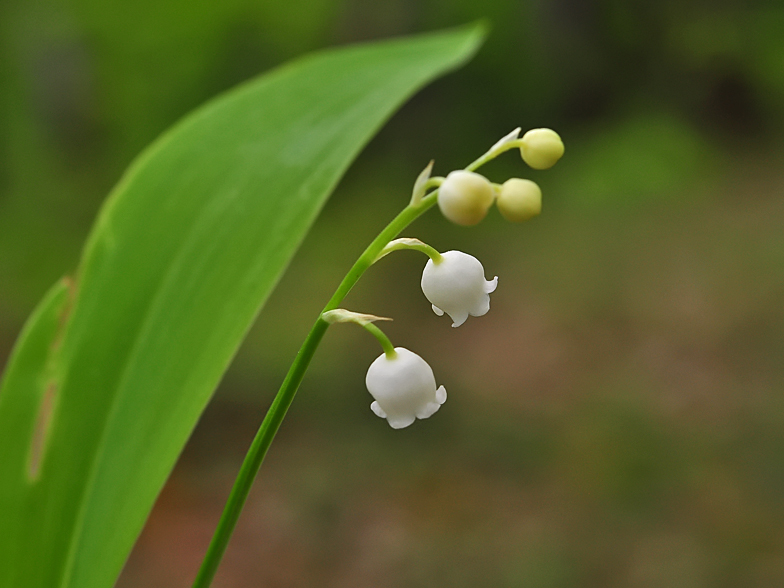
[[437, 128, 563, 226], [325, 128, 563, 429]]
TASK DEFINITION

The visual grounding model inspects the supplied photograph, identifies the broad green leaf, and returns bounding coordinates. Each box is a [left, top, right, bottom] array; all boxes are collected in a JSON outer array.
[[0, 26, 484, 588]]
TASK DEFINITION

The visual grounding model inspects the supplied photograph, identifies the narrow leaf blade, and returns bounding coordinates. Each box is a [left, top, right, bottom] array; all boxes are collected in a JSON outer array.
[[0, 25, 484, 588]]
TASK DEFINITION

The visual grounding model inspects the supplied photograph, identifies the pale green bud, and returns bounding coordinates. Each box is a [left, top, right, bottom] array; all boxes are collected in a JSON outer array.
[[437, 170, 494, 226], [520, 128, 564, 170], [497, 178, 542, 222]]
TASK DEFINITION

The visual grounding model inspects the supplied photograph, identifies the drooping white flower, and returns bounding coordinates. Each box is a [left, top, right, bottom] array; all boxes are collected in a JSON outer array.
[[421, 251, 498, 327], [366, 347, 447, 429]]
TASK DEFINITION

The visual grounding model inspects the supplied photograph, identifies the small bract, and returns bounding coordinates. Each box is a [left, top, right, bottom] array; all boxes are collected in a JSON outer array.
[[437, 170, 495, 226], [366, 347, 447, 429], [421, 251, 498, 327]]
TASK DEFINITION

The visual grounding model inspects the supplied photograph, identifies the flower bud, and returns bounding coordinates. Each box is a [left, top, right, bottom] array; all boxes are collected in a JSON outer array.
[[421, 251, 498, 327], [437, 170, 494, 226], [497, 178, 542, 222], [520, 128, 564, 170], [366, 348, 447, 429]]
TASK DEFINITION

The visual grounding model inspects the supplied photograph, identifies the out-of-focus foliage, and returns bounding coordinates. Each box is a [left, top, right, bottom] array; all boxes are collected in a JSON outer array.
[[2, 0, 782, 313], [1, 0, 783, 587]]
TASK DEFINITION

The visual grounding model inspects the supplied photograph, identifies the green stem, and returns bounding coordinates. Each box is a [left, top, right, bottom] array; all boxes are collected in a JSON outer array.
[[192, 125, 526, 585], [378, 238, 443, 264], [191, 191, 439, 588], [362, 322, 396, 358], [465, 139, 523, 172]]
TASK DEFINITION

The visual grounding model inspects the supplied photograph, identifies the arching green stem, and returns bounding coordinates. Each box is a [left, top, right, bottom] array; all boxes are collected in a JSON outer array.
[[376, 237, 443, 264], [321, 309, 396, 358], [363, 322, 396, 358], [191, 190, 439, 588], [465, 127, 525, 171], [193, 129, 523, 587]]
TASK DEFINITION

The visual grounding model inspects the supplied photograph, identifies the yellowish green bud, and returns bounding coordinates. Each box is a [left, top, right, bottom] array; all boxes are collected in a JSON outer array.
[[437, 170, 494, 226], [497, 178, 542, 222], [520, 128, 564, 170]]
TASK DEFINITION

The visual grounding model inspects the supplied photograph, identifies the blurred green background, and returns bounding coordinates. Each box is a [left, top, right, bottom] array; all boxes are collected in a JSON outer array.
[[2, 0, 783, 586]]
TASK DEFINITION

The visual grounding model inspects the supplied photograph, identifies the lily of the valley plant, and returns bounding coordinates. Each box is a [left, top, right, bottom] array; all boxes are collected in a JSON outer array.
[[193, 127, 564, 587]]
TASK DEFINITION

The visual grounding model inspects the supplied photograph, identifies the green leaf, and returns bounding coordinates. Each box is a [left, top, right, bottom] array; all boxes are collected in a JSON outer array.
[[0, 25, 484, 588]]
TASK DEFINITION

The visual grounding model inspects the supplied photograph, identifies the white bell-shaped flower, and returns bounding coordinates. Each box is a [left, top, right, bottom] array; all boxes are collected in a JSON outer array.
[[421, 251, 498, 327], [366, 348, 447, 429]]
